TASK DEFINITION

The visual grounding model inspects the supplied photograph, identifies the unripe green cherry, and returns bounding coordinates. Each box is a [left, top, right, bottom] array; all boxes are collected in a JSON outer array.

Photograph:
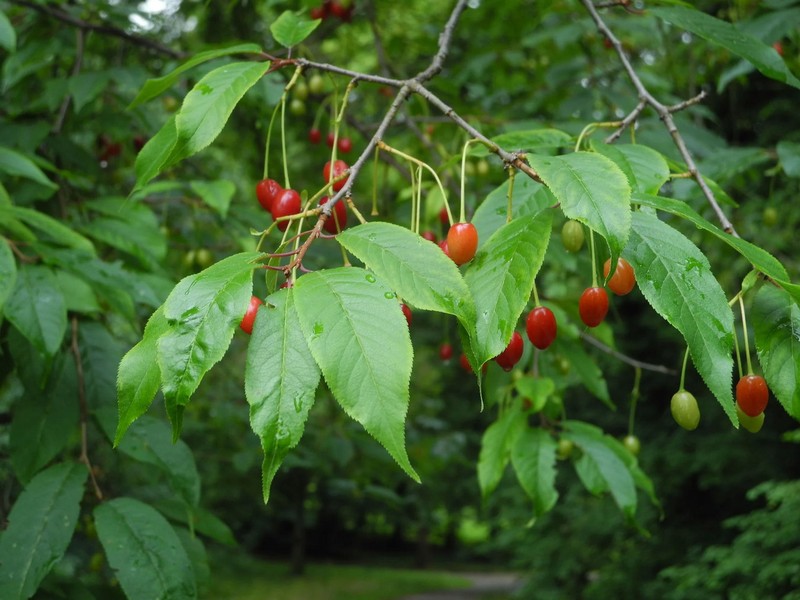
[[623, 434, 641, 455], [561, 220, 585, 253], [289, 98, 306, 116], [308, 73, 325, 95], [737, 404, 765, 433], [294, 79, 309, 101], [670, 390, 700, 431], [556, 438, 574, 460]]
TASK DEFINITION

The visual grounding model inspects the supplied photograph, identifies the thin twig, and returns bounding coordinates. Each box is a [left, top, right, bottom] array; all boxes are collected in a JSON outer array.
[[70, 318, 103, 500], [579, 331, 676, 375]]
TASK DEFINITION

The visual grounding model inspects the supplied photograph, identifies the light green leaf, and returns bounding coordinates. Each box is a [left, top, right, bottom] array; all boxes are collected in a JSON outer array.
[[777, 140, 800, 178], [471, 128, 572, 157], [245, 289, 320, 503], [170, 61, 270, 164], [624, 211, 735, 423], [464, 211, 553, 364], [189, 179, 236, 218], [471, 177, 555, 247], [0, 462, 86, 600], [0, 237, 16, 314], [563, 421, 637, 522], [528, 151, 631, 264], [158, 252, 261, 437], [337, 221, 476, 329], [7, 206, 95, 253], [753, 285, 800, 419], [477, 403, 526, 498], [116, 416, 201, 507], [0, 147, 57, 189], [10, 358, 78, 483], [294, 267, 419, 482], [511, 428, 559, 517], [270, 11, 322, 48], [115, 306, 170, 445], [591, 143, 670, 195], [4, 266, 67, 356], [95, 498, 197, 600], [133, 115, 178, 192], [0, 9, 16, 53], [56, 271, 101, 315], [129, 43, 262, 108], [634, 194, 788, 283], [652, 6, 800, 90], [514, 376, 554, 413]]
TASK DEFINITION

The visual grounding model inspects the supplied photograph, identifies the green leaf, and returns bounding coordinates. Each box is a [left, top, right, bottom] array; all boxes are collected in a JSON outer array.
[[129, 43, 262, 108], [557, 337, 613, 409], [777, 140, 800, 177], [464, 211, 553, 363], [591, 143, 670, 195], [0, 237, 16, 314], [0, 462, 87, 600], [514, 376, 554, 412], [115, 306, 170, 445], [293, 267, 419, 482], [753, 285, 800, 419], [133, 115, 178, 192], [68, 70, 112, 112], [158, 252, 261, 437], [189, 179, 236, 218], [10, 357, 78, 483], [0, 147, 57, 189], [152, 498, 236, 546], [563, 421, 637, 522], [472, 128, 572, 157], [4, 266, 67, 356], [245, 289, 320, 503], [652, 7, 800, 90], [528, 151, 631, 264], [270, 11, 322, 48], [477, 403, 526, 498], [511, 428, 559, 517], [6, 206, 95, 253], [56, 271, 101, 315], [84, 197, 166, 262], [116, 416, 201, 507], [174, 527, 210, 594], [170, 61, 270, 164], [471, 177, 555, 247], [94, 498, 197, 600], [624, 210, 735, 424], [0, 9, 16, 52], [634, 194, 788, 283], [337, 222, 476, 330]]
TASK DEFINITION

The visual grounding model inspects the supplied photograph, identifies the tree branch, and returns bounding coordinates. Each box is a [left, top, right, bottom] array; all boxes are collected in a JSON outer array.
[[579, 331, 676, 375]]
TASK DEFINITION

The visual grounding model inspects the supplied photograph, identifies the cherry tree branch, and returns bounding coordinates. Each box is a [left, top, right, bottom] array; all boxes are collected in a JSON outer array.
[[582, 0, 737, 235], [579, 331, 676, 375]]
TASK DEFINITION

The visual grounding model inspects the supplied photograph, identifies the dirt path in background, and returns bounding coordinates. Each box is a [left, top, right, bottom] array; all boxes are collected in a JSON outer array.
[[396, 572, 523, 599]]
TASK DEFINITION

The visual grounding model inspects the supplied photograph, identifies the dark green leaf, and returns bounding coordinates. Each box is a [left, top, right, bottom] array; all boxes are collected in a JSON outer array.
[[0, 237, 16, 314], [337, 221, 476, 330], [528, 151, 631, 264], [129, 43, 262, 108], [464, 211, 553, 363], [68, 70, 112, 112], [0, 147, 57, 189], [7, 206, 94, 253], [4, 265, 67, 356], [558, 337, 613, 408], [472, 128, 572, 157], [189, 179, 236, 218], [56, 271, 101, 315], [294, 267, 419, 482], [152, 498, 236, 546], [0, 462, 87, 600], [0, 9, 16, 52], [777, 140, 800, 177], [652, 7, 800, 90], [94, 498, 197, 600], [624, 211, 735, 423], [511, 428, 559, 517], [158, 253, 260, 436], [477, 403, 526, 498], [245, 289, 320, 503], [753, 285, 800, 419], [270, 11, 321, 48]]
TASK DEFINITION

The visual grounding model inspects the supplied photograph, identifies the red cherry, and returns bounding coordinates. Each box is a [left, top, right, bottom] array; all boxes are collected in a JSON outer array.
[[495, 331, 524, 371], [603, 257, 636, 295], [133, 135, 146, 151], [438, 206, 450, 226], [240, 296, 263, 334], [439, 342, 453, 361], [310, 5, 327, 19], [526, 306, 557, 350], [309, 128, 322, 144], [323, 159, 349, 192], [579, 287, 609, 327], [459, 353, 473, 373], [329, 1, 353, 21], [421, 231, 437, 243], [256, 178, 283, 213], [439, 239, 449, 257], [337, 136, 352, 154], [326, 132, 335, 148], [319, 196, 347, 234], [736, 374, 769, 417], [446, 222, 478, 266], [401, 303, 412, 327], [272, 189, 302, 231], [773, 41, 784, 56]]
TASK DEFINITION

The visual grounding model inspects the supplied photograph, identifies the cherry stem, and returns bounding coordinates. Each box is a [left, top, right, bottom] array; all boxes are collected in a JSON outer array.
[[739, 295, 754, 375], [415, 167, 423, 234], [733, 319, 744, 380], [371, 146, 380, 215], [263, 102, 281, 180], [346, 195, 368, 225], [459, 139, 479, 223], [589, 228, 598, 288], [532, 280, 541, 307], [574, 121, 623, 152], [506, 166, 515, 224], [628, 366, 641, 437], [679, 346, 690, 391]]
